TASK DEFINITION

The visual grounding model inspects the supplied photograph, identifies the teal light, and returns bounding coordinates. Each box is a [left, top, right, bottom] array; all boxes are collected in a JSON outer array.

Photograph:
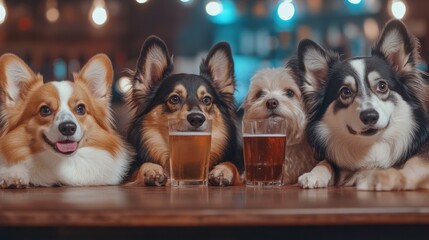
[[207, 0, 237, 25], [53, 58, 67, 80]]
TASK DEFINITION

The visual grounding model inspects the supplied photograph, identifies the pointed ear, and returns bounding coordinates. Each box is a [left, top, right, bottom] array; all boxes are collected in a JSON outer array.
[[373, 19, 419, 73], [297, 39, 338, 92], [132, 36, 172, 97], [0, 54, 38, 106], [200, 42, 235, 104], [76, 54, 113, 103]]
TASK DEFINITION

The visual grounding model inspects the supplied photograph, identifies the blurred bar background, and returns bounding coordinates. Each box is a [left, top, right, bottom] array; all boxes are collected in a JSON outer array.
[[0, 0, 427, 134]]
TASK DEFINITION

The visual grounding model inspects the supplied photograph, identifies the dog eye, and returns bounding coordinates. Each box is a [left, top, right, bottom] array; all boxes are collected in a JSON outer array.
[[340, 87, 353, 99], [376, 81, 389, 94], [202, 96, 212, 105], [169, 95, 181, 104], [255, 90, 265, 99], [39, 105, 52, 117], [284, 89, 294, 98], [76, 104, 86, 115]]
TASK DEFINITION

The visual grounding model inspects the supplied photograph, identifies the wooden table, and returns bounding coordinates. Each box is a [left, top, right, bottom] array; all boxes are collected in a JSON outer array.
[[1, 186, 429, 239]]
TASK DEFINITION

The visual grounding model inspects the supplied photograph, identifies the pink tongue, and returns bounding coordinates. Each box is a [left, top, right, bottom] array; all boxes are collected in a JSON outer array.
[[55, 142, 78, 153]]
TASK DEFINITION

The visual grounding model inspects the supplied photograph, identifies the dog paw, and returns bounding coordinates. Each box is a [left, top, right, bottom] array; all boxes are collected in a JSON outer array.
[[298, 172, 329, 189], [140, 163, 168, 186], [0, 166, 30, 189], [209, 165, 234, 186], [356, 169, 405, 191]]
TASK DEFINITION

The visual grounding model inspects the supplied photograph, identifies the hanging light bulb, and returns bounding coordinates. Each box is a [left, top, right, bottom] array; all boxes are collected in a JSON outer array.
[[46, 0, 60, 23], [90, 0, 108, 27], [0, 0, 7, 24]]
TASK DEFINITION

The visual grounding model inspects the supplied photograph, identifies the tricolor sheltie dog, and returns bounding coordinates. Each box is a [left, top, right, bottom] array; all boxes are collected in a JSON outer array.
[[126, 36, 242, 186], [242, 68, 318, 184], [297, 19, 429, 190], [0, 54, 131, 188]]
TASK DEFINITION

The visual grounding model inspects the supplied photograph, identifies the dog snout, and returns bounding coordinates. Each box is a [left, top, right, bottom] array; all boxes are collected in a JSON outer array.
[[266, 98, 279, 110], [58, 121, 77, 136], [187, 113, 206, 128], [360, 109, 379, 125]]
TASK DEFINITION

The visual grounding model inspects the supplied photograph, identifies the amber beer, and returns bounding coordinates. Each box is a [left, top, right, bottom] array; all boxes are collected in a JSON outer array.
[[243, 134, 286, 186], [169, 132, 211, 186]]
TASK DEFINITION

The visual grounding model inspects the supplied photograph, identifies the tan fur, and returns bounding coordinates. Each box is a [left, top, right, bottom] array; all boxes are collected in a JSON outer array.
[[128, 37, 240, 186], [0, 54, 130, 188], [140, 85, 232, 175], [243, 68, 318, 184]]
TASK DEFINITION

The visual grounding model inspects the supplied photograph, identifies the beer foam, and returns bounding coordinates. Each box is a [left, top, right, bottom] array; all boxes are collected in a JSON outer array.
[[242, 134, 287, 137], [169, 132, 212, 136]]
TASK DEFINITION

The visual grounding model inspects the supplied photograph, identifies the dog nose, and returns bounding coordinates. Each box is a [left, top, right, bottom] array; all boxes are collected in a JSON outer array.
[[59, 122, 77, 136], [187, 113, 206, 128], [266, 98, 279, 110], [360, 109, 379, 125]]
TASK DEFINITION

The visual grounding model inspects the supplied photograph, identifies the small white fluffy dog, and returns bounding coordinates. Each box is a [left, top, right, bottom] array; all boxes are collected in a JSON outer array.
[[242, 67, 318, 184]]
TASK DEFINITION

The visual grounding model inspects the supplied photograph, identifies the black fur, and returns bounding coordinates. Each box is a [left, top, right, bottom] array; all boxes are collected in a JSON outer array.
[[126, 36, 243, 178], [296, 20, 429, 166]]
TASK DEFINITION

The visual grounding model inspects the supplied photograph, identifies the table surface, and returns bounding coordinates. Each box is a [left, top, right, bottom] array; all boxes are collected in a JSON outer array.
[[1, 185, 429, 227]]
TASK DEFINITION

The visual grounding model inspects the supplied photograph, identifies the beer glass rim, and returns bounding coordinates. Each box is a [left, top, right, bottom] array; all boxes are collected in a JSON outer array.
[[242, 118, 287, 135]]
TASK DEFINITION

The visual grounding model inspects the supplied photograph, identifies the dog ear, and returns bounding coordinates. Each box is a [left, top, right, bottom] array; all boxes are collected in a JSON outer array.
[[297, 39, 338, 92], [373, 19, 419, 73], [200, 42, 235, 106], [132, 36, 172, 97], [0, 54, 39, 107], [76, 54, 113, 104], [297, 39, 339, 120]]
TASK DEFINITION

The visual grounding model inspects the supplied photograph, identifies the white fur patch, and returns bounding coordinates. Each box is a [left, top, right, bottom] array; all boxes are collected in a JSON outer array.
[[0, 155, 30, 187], [4, 60, 33, 102], [321, 93, 415, 170], [380, 30, 404, 59], [349, 59, 366, 96], [303, 48, 328, 89], [143, 46, 169, 87], [81, 59, 108, 98], [28, 147, 129, 186], [44, 82, 83, 143], [208, 50, 234, 95]]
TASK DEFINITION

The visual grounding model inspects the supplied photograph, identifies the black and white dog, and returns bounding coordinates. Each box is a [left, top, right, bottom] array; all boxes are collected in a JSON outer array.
[[296, 20, 429, 190]]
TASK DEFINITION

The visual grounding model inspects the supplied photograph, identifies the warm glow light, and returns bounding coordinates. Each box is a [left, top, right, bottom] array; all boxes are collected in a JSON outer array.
[[46, 8, 60, 22], [0, 0, 7, 24], [364, 18, 379, 40], [136, 0, 148, 3], [117, 77, 132, 94], [90, 0, 108, 26], [348, 0, 362, 4], [277, 0, 295, 21], [206, 1, 223, 16], [391, 0, 406, 19]]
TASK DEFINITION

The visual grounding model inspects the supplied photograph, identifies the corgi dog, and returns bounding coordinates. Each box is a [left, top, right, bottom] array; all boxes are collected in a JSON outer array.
[[242, 67, 318, 184], [0, 54, 131, 188], [297, 19, 429, 190], [126, 36, 243, 186]]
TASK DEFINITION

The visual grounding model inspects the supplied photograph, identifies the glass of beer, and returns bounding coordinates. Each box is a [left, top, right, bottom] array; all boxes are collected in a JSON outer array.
[[242, 118, 287, 187], [168, 119, 212, 187]]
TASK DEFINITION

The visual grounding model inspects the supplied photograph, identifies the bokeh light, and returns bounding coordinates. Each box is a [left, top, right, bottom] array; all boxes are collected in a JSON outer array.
[[206, 0, 223, 16], [277, 0, 295, 21], [391, 0, 406, 19]]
